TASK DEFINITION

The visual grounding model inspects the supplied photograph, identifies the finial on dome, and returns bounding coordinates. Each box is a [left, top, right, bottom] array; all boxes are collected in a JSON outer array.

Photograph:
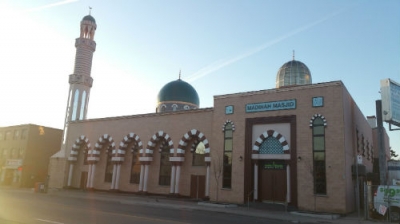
[[292, 50, 295, 61], [179, 70, 181, 80], [89, 6, 92, 15]]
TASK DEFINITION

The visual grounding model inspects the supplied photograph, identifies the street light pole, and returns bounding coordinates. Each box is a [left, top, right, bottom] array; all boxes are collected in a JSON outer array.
[[376, 100, 387, 185]]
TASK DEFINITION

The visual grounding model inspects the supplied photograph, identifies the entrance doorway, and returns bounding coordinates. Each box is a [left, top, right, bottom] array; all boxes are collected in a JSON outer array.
[[4, 169, 13, 186], [260, 161, 287, 203], [190, 175, 205, 199], [80, 172, 88, 189]]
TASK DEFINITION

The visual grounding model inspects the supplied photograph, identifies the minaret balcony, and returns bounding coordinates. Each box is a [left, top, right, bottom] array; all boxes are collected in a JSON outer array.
[[69, 74, 93, 87]]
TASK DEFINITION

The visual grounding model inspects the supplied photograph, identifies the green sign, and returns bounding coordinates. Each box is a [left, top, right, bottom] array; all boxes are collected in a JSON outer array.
[[246, 99, 296, 113], [263, 161, 286, 170]]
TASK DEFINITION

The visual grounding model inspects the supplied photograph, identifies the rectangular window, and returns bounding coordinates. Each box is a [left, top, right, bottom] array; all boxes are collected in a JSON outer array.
[[159, 149, 171, 186], [13, 130, 20, 140], [5, 131, 11, 140], [192, 142, 206, 166], [224, 139, 233, 152], [222, 123, 234, 189], [130, 151, 141, 184], [104, 151, 113, 183], [312, 117, 326, 195], [313, 137, 325, 150], [21, 129, 27, 140]]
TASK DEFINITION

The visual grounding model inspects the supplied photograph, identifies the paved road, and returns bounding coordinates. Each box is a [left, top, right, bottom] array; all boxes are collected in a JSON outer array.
[[0, 190, 291, 224]]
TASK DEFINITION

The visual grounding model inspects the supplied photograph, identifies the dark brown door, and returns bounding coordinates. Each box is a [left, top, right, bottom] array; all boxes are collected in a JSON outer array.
[[260, 169, 287, 203], [80, 172, 88, 189], [190, 175, 205, 199]]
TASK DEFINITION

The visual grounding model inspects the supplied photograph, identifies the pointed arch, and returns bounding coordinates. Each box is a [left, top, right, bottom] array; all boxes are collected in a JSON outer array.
[[113, 132, 143, 162], [87, 134, 115, 163], [222, 120, 235, 132], [177, 129, 210, 158], [146, 131, 174, 156], [252, 130, 289, 154], [68, 135, 91, 161], [309, 114, 327, 127]]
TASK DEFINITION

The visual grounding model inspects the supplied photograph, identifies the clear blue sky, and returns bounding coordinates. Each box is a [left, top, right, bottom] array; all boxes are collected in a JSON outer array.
[[0, 0, 399, 154]]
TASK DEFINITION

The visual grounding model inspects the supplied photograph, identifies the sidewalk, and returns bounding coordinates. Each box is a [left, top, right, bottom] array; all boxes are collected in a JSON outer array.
[[3, 187, 385, 224]]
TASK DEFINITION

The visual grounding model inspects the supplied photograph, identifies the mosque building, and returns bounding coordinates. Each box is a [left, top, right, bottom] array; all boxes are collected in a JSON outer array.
[[48, 14, 389, 214]]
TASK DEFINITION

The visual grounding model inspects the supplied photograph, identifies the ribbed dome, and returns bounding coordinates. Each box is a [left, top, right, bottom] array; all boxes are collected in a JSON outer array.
[[157, 79, 199, 106], [276, 60, 312, 88], [82, 15, 96, 23]]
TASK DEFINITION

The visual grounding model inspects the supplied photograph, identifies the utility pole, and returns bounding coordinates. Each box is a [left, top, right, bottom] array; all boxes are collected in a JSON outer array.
[[376, 100, 387, 185]]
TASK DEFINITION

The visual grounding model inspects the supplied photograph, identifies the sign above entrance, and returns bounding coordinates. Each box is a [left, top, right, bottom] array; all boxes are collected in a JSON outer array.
[[5, 159, 22, 168], [263, 161, 286, 170], [246, 99, 296, 113]]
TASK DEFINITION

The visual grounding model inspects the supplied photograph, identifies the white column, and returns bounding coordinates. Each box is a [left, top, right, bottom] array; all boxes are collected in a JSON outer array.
[[205, 164, 210, 197], [254, 163, 258, 200], [90, 164, 96, 188], [67, 163, 74, 187], [111, 164, 117, 189], [170, 165, 176, 194], [86, 164, 92, 189], [139, 164, 144, 191], [115, 164, 121, 190], [174, 165, 181, 194], [286, 164, 291, 203], [143, 164, 149, 192]]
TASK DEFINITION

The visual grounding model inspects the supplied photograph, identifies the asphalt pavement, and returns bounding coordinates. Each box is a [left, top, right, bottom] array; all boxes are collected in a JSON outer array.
[[1, 187, 386, 224]]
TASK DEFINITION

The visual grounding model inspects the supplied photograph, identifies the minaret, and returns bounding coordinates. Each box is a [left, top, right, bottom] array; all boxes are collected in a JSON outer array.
[[48, 13, 97, 189], [61, 14, 97, 145]]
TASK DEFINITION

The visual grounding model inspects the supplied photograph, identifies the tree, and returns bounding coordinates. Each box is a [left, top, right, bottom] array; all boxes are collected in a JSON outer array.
[[390, 148, 398, 159], [212, 152, 223, 202]]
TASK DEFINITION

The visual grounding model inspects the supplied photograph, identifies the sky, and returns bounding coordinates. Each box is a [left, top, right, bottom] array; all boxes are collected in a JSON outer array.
[[0, 0, 399, 154]]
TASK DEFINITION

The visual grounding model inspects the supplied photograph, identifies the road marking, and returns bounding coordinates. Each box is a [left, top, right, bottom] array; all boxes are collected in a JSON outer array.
[[36, 218, 64, 224]]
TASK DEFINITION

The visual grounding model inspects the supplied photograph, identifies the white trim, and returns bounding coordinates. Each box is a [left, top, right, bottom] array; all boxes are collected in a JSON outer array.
[[139, 157, 153, 162], [170, 157, 185, 162], [251, 154, 290, 160], [111, 157, 124, 162], [68, 157, 77, 161]]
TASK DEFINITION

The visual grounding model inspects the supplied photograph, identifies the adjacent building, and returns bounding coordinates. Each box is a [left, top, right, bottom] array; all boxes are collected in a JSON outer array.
[[0, 124, 62, 188], [48, 14, 390, 214]]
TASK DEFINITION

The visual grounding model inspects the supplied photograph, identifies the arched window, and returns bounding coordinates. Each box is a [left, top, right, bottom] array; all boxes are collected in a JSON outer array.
[[79, 91, 86, 120], [104, 147, 113, 183], [159, 143, 171, 186], [71, 89, 79, 121], [130, 146, 140, 184], [312, 117, 326, 195], [223, 123, 233, 189], [259, 137, 284, 154], [192, 142, 205, 166]]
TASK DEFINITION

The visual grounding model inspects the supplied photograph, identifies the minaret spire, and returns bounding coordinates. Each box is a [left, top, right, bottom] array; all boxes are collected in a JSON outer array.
[[292, 50, 295, 61]]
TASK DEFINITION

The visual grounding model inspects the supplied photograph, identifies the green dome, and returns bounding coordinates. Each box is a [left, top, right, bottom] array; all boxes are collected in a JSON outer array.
[[276, 60, 312, 88], [157, 79, 199, 106], [82, 15, 96, 23]]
